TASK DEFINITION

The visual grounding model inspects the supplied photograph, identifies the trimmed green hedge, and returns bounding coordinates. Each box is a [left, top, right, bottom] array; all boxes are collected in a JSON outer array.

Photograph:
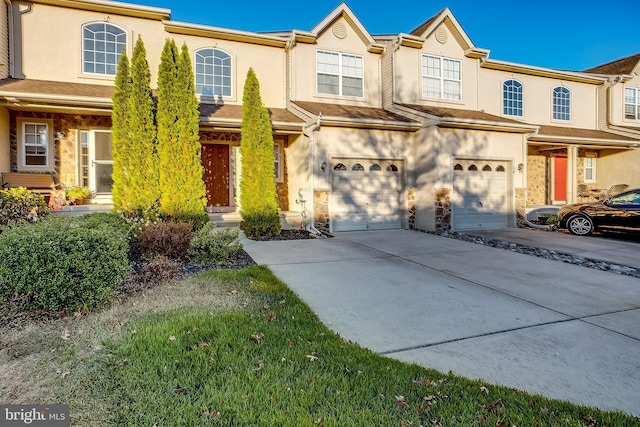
[[0, 216, 131, 312], [189, 223, 242, 263]]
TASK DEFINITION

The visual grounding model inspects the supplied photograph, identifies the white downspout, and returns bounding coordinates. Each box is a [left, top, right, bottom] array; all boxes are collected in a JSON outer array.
[[303, 116, 322, 236]]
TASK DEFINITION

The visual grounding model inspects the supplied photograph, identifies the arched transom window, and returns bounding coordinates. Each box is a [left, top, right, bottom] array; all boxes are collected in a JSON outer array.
[[82, 23, 127, 75], [553, 86, 571, 121], [503, 79, 523, 117], [195, 48, 232, 97]]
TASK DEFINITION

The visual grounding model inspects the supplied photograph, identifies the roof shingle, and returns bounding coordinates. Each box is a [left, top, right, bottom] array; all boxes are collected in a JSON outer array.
[[583, 53, 640, 75], [292, 101, 416, 123]]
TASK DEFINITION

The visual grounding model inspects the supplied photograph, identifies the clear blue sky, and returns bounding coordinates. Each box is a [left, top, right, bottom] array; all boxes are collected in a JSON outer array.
[[121, 0, 640, 72]]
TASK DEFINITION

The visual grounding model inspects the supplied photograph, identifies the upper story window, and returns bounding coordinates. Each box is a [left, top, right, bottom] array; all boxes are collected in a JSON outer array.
[[503, 79, 523, 117], [422, 55, 461, 100], [553, 86, 571, 121], [316, 50, 363, 97], [195, 48, 232, 98], [82, 23, 127, 76], [625, 87, 640, 120]]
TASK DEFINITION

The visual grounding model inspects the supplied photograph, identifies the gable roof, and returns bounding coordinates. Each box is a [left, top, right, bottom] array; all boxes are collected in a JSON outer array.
[[583, 53, 640, 75], [307, 3, 385, 53], [406, 7, 480, 54]]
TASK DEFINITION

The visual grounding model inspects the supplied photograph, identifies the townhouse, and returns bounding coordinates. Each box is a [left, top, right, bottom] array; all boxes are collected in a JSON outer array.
[[1, 0, 638, 233]]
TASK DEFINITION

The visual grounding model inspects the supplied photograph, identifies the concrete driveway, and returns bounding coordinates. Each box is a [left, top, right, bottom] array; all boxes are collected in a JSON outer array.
[[242, 229, 640, 416]]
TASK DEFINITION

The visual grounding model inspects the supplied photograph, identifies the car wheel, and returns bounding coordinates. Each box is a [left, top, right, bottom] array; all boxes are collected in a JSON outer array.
[[567, 215, 594, 236]]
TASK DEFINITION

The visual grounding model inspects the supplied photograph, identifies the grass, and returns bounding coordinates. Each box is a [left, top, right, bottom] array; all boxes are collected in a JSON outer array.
[[1, 266, 638, 426]]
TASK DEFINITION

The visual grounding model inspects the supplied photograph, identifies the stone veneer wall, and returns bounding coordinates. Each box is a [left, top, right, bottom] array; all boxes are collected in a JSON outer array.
[[10, 111, 111, 186], [434, 188, 451, 233], [527, 149, 547, 205], [313, 190, 329, 234], [407, 189, 415, 230], [515, 187, 526, 225]]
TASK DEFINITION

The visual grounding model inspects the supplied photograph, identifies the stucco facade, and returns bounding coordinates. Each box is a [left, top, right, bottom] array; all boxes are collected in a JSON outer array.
[[1, 0, 639, 232]]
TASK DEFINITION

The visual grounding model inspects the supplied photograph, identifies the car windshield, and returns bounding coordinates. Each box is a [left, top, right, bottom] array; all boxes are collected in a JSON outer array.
[[609, 191, 640, 206]]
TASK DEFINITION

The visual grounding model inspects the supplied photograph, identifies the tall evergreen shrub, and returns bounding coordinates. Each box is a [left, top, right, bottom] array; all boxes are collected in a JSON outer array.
[[156, 39, 207, 228], [239, 68, 281, 238], [128, 36, 159, 217], [111, 53, 132, 212]]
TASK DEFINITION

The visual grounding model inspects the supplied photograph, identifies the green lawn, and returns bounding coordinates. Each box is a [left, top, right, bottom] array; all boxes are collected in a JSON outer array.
[[2, 266, 638, 426]]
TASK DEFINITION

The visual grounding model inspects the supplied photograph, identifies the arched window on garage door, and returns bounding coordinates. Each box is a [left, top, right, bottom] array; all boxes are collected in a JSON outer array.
[[333, 163, 347, 171]]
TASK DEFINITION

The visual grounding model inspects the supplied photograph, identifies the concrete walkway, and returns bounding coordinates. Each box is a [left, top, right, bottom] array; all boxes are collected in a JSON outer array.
[[242, 229, 640, 416]]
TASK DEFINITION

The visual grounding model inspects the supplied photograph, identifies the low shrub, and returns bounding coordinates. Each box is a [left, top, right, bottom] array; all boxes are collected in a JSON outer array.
[[137, 255, 182, 286], [0, 187, 50, 228], [189, 223, 243, 263], [0, 216, 130, 312], [139, 221, 193, 261], [240, 213, 281, 239]]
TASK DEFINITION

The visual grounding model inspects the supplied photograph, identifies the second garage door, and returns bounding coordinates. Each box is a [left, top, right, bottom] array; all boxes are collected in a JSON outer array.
[[331, 159, 403, 232], [452, 160, 510, 231]]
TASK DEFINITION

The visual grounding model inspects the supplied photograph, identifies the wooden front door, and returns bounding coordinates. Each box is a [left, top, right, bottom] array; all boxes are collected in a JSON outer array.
[[553, 157, 567, 203], [202, 144, 229, 206]]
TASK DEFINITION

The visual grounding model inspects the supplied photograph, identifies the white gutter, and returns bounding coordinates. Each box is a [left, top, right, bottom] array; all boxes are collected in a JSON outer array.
[[0, 93, 112, 105], [302, 117, 322, 237]]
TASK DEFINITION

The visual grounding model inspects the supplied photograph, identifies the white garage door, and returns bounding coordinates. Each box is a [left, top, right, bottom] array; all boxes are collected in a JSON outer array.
[[452, 160, 510, 231], [331, 159, 403, 232]]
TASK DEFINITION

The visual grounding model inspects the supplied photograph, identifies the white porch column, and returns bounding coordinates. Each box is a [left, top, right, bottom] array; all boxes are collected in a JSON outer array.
[[567, 145, 578, 204]]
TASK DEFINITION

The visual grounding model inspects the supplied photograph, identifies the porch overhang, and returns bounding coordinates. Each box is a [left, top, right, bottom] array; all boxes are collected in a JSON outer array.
[[528, 125, 640, 149], [396, 103, 538, 133], [290, 101, 421, 132], [199, 103, 304, 134], [0, 78, 114, 114]]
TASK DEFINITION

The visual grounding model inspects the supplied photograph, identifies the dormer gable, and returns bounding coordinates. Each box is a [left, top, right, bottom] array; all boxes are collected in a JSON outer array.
[[404, 8, 488, 59], [294, 2, 385, 54]]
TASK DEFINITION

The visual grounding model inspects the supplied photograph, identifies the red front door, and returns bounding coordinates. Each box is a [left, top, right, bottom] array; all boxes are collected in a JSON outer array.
[[553, 157, 567, 202], [201, 144, 229, 206]]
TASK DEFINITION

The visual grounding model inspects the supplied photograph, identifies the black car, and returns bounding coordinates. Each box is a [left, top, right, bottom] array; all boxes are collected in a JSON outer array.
[[558, 188, 640, 236]]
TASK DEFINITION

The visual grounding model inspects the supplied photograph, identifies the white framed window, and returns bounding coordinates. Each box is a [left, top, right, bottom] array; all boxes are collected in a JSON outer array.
[[82, 22, 127, 76], [553, 86, 570, 121], [17, 119, 53, 171], [422, 55, 461, 100], [503, 79, 523, 117], [625, 87, 640, 120], [274, 142, 282, 181], [316, 50, 363, 97], [195, 48, 232, 98], [584, 154, 596, 183]]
